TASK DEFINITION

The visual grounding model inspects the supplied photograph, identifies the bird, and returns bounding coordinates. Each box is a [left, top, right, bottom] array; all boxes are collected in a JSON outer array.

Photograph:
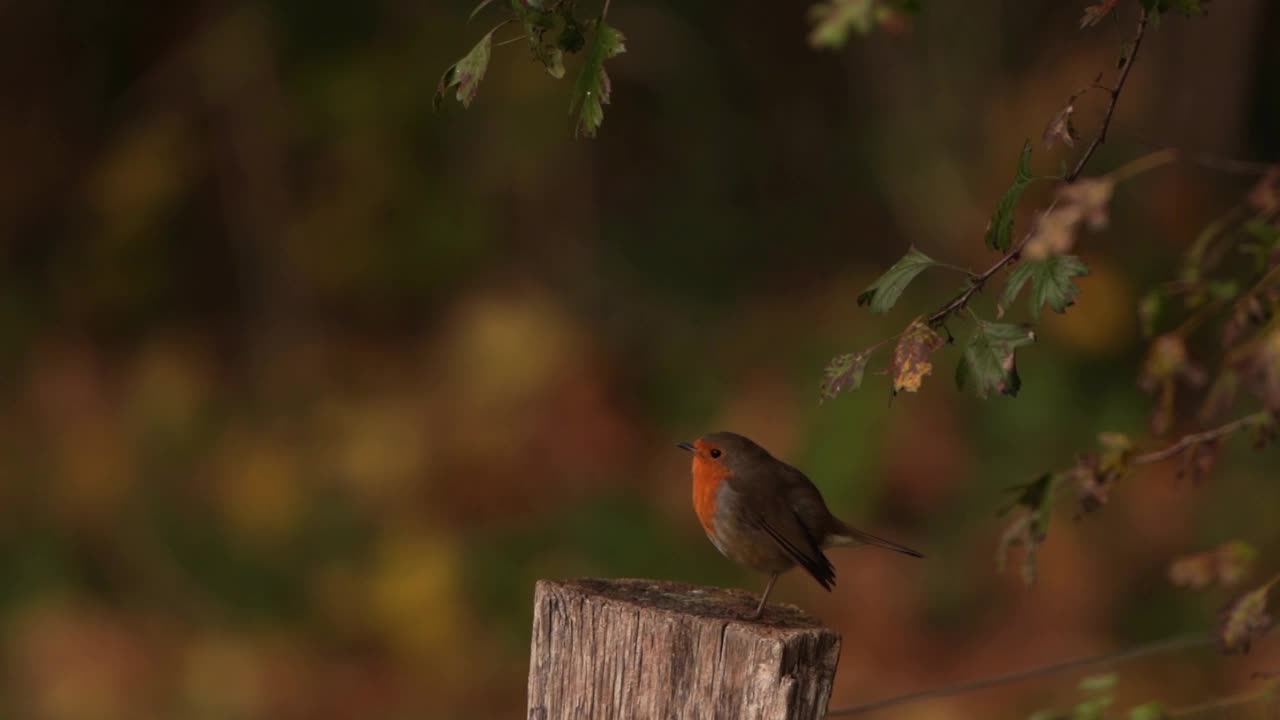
[[677, 431, 923, 620]]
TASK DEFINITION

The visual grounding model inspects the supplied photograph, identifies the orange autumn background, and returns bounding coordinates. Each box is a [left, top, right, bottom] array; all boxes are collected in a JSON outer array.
[[2, 2, 1279, 718]]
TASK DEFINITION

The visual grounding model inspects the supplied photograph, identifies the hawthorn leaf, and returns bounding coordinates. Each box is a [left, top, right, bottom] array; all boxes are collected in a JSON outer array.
[[1219, 575, 1278, 654], [857, 248, 940, 314], [1199, 369, 1239, 422], [1080, 0, 1120, 28], [1043, 102, 1078, 148], [1239, 327, 1280, 413], [1001, 255, 1089, 320], [569, 20, 626, 138], [1139, 334, 1208, 435], [960, 320, 1036, 399], [891, 319, 945, 393], [985, 141, 1035, 252], [1074, 432, 1132, 515], [807, 0, 917, 48], [820, 350, 871, 401], [1170, 541, 1256, 590], [997, 473, 1058, 586], [434, 30, 496, 110]]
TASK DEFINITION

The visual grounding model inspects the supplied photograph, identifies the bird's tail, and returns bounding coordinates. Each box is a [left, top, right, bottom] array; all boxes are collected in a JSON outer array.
[[828, 523, 924, 558]]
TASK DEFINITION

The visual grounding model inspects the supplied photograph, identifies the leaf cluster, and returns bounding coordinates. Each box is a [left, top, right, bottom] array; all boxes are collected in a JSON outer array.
[[435, 0, 626, 137]]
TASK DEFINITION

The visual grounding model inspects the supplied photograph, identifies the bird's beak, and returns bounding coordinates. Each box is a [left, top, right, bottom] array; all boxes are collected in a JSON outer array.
[[677, 441, 695, 452]]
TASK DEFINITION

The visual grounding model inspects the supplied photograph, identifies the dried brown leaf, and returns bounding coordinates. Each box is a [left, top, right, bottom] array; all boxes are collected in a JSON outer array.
[[1170, 541, 1256, 590], [1058, 177, 1115, 231], [891, 319, 945, 394], [1178, 439, 1219, 484], [1080, 0, 1120, 29], [1043, 102, 1078, 149], [1249, 166, 1280, 214], [1233, 328, 1280, 413], [1023, 177, 1115, 260], [1140, 334, 1208, 435], [1219, 575, 1278, 654]]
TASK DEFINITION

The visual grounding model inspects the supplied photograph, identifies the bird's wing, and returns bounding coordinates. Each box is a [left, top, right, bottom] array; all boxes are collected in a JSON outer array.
[[726, 470, 836, 591]]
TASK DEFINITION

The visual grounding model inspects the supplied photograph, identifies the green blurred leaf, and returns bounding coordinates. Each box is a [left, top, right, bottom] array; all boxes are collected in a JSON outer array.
[[1000, 255, 1089, 320], [1127, 702, 1166, 720], [1078, 673, 1118, 693], [569, 20, 626, 138], [1138, 288, 1165, 338], [857, 248, 940, 314], [985, 141, 1034, 252], [807, 0, 921, 48], [959, 319, 1036, 398], [434, 29, 495, 110]]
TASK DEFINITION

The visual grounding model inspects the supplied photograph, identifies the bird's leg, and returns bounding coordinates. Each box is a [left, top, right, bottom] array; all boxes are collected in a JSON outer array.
[[750, 573, 779, 620]]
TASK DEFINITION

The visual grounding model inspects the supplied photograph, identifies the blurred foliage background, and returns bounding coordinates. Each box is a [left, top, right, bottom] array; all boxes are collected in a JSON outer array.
[[2, 1, 1279, 718]]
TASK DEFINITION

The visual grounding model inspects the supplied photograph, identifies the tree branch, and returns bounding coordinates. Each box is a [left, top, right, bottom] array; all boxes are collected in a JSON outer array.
[[1167, 688, 1274, 718], [826, 632, 1213, 716], [1132, 411, 1273, 465], [1067, 9, 1150, 182], [926, 8, 1150, 329]]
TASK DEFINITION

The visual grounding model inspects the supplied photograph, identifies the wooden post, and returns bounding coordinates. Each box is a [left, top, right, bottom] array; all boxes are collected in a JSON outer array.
[[527, 578, 841, 720]]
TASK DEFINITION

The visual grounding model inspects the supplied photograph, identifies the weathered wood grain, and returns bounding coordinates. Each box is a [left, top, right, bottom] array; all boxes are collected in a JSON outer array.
[[527, 578, 841, 720]]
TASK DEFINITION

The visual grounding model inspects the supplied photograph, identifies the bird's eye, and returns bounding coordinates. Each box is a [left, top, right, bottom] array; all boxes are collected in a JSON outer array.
[[710, 448, 722, 459]]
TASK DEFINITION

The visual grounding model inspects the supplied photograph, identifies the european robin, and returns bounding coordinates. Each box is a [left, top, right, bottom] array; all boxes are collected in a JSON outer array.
[[678, 431, 923, 619]]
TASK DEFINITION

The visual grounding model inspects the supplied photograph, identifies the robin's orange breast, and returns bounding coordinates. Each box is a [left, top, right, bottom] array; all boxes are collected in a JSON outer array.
[[692, 459, 730, 538]]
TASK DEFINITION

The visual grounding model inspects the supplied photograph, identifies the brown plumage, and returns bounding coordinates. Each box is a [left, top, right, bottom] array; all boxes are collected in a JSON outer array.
[[678, 431, 923, 619]]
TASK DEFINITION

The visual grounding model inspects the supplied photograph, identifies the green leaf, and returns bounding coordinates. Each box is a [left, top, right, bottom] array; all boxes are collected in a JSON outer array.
[[820, 350, 871, 401], [1078, 674, 1117, 694], [434, 30, 495, 111], [1001, 255, 1089, 320], [1138, 289, 1165, 338], [985, 141, 1034, 252], [509, 1, 567, 78], [960, 319, 1036, 398], [569, 20, 626, 138], [856, 248, 940, 314], [1127, 702, 1166, 720]]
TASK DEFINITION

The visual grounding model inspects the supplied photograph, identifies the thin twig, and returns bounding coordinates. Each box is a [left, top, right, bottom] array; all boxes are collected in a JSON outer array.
[[1167, 687, 1274, 717], [826, 632, 1214, 716], [1067, 9, 1150, 182], [926, 8, 1150, 329], [1131, 411, 1272, 465], [602, 0, 613, 18]]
